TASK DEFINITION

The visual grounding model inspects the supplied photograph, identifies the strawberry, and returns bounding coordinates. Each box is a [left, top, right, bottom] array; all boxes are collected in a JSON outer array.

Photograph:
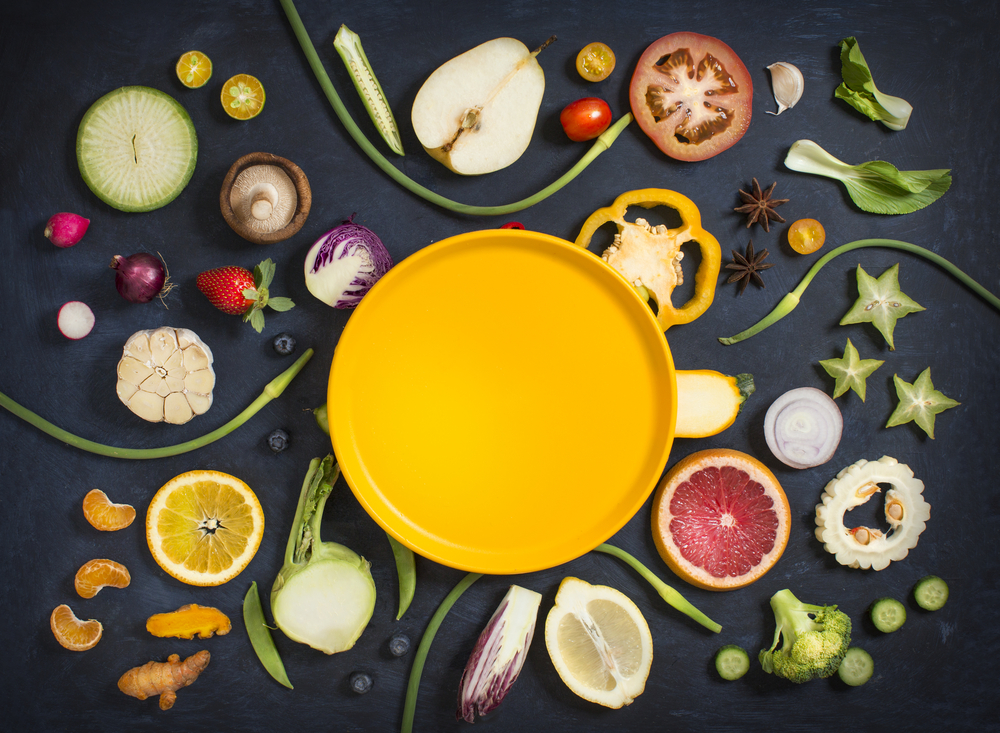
[[196, 259, 294, 332]]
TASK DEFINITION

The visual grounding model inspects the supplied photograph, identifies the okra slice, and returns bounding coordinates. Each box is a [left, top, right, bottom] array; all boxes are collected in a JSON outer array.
[[334, 24, 404, 155]]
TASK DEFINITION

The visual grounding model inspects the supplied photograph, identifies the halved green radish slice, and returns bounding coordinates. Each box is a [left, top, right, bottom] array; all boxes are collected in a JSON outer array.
[[77, 86, 197, 212]]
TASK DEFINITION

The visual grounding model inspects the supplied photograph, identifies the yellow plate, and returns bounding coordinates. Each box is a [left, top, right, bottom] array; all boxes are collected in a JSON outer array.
[[329, 229, 676, 574]]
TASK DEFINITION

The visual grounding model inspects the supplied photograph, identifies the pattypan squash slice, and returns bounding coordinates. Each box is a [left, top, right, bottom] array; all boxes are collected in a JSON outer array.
[[575, 189, 721, 331], [814, 456, 930, 571]]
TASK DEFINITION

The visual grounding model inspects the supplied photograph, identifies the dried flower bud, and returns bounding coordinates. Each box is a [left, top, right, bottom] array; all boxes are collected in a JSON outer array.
[[456, 585, 542, 723]]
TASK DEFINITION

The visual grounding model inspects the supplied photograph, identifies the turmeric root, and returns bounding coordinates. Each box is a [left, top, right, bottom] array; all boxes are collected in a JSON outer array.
[[118, 651, 210, 710], [146, 604, 232, 639]]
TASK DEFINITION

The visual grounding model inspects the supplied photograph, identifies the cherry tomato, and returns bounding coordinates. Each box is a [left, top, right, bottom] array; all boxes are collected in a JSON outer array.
[[629, 32, 753, 161], [576, 42, 616, 82], [560, 98, 612, 142], [787, 219, 826, 254]]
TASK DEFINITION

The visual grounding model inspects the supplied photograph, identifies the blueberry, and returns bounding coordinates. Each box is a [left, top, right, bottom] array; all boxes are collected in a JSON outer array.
[[267, 429, 290, 453], [349, 671, 373, 694], [272, 333, 296, 356], [388, 633, 410, 657]]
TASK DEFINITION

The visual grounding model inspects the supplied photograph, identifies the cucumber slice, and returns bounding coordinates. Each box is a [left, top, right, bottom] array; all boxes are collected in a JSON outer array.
[[714, 644, 750, 680], [870, 597, 906, 633], [913, 575, 949, 611], [838, 647, 873, 686], [77, 86, 197, 212]]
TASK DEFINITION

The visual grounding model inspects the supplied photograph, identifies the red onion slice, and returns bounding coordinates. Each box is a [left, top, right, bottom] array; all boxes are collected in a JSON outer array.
[[764, 387, 843, 469]]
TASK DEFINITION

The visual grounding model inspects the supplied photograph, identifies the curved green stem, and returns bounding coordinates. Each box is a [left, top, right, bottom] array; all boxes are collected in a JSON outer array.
[[0, 349, 313, 459], [278, 0, 631, 216], [402, 572, 481, 733], [719, 239, 1000, 345], [595, 543, 721, 633]]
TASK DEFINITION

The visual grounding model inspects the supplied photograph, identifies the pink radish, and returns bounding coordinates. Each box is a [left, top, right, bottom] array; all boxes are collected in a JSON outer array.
[[58, 301, 95, 339], [44, 213, 90, 248]]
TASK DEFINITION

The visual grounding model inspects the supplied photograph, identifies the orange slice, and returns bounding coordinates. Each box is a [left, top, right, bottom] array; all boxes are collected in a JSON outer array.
[[82, 489, 136, 531], [176, 51, 213, 89], [75, 558, 131, 598], [221, 74, 265, 120], [51, 604, 103, 651], [146, 470, 264, 586], [652, 449, 790, 590]]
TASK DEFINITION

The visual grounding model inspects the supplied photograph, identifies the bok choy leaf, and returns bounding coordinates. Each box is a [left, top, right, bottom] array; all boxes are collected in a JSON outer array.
[[834, 37, 913, 130], [784, 140, 950, 215]]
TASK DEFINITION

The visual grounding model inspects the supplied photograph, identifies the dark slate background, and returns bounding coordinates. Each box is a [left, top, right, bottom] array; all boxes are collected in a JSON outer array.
[[1, 0, 997, 731]]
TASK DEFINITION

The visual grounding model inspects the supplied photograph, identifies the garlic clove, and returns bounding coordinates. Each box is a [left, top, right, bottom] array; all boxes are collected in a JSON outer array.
[[129, 391, 165, 423], [766, 62, 804, 116], [163, 393, 194, 425]]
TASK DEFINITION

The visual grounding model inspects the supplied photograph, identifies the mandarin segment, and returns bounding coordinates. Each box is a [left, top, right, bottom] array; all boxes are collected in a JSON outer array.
[[51, 604, 103, 651], [75, 558, 131, 598], [82, 489, 136, 531]]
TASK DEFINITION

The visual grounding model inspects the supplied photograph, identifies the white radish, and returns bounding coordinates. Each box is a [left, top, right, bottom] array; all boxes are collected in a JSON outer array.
[[58, 301, 95, 340]]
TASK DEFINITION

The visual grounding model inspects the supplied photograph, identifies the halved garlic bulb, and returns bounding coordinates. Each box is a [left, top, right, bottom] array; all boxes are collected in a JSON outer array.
[[116, 327, 215, 424], [766, 62, 804, 116]]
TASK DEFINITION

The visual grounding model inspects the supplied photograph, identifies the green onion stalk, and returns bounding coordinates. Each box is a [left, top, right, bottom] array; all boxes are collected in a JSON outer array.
[[402, 572, 482, 733], [0, 349, 313, 459], [595, 543, 721, 633], [278, 0, 631, 216], [720, 239, 1000, 345]]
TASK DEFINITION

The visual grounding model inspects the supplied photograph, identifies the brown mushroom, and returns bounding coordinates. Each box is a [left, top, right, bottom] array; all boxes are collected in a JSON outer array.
[[220, 152, 311, 244]]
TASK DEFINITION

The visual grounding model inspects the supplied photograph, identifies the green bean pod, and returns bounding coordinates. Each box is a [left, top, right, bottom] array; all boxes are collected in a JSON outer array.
[[387, 533, 416, 620], [243, 581, 294, 689]]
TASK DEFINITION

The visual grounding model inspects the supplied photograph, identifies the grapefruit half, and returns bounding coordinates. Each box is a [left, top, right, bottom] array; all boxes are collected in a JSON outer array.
[[652, 449, 790, 591]]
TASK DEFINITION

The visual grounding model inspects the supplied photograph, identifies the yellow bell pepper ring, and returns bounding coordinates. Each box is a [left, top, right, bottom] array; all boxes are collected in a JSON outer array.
[[574, 189, 722, 331]]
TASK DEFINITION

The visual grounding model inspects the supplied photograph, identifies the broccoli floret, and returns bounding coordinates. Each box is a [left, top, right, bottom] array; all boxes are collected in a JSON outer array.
[[759, 588, 852, 683]]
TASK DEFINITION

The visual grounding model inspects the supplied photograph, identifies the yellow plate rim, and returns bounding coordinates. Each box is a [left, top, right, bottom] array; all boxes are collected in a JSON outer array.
[[329, 229, 676, 574]]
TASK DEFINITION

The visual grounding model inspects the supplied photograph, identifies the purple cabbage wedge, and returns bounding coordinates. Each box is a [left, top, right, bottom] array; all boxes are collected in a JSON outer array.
[[304, 214, 393, 308], [457, 585, 541, 723]]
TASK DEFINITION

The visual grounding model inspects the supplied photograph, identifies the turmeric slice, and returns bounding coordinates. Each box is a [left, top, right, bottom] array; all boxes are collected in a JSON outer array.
[[118, 650, 210, 710], [146, 604, 232, 640]]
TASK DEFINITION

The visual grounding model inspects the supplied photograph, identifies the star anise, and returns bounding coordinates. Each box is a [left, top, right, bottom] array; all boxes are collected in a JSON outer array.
[[726, 240, 774, 295], [734, 178, 789, 232]]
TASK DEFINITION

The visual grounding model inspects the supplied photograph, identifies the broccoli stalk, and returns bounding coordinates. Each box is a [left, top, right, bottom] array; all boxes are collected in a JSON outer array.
[[759, 589, 852, 683]]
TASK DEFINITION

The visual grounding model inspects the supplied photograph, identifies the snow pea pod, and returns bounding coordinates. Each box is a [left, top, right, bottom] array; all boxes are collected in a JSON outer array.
[[243, 581, 293, 689]]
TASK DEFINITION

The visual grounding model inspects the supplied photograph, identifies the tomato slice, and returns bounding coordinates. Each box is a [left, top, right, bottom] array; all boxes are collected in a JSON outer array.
[[576, 42, 616, 82], [629, 33, 752, 162], [787, 219, 826, 254]]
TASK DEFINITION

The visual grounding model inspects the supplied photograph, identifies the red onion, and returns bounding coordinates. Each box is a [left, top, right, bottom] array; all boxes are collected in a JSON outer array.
[[110, 253, 170, 304], [764, 387, 843, 469], [303, 215, 393, 308], [44, 212, 90, 247]]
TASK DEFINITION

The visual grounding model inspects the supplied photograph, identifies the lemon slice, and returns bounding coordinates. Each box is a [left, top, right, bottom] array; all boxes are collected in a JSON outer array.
[[176, 51, 213, 88], [221, 74, 265, 120], [146, 470, 264, 586], [544, 577, 653, 708]]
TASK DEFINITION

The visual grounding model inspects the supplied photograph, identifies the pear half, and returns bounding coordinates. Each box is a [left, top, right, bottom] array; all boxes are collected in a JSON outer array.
[[411, 38, 546, 176]]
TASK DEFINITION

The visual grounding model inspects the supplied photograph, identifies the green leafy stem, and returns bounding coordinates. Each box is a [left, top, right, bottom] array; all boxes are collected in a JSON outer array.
[[278, 0, 631, 216], [0, 349, 313, 459], [719, 240, 1000, 345]]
